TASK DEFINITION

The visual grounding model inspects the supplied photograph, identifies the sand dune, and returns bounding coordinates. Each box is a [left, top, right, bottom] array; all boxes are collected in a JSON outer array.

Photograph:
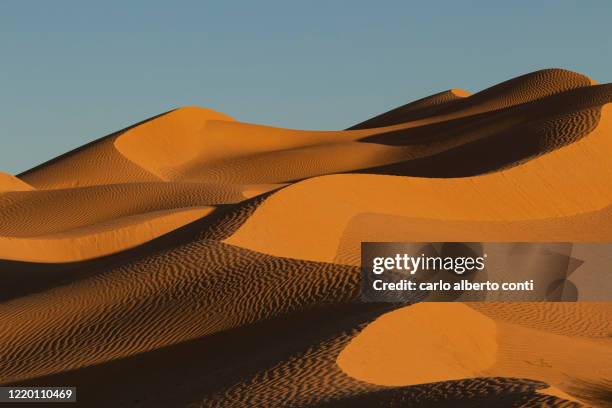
[[0, 207, 215, 263], [337, 303, 611, 406], [348, 89, 470, 129], [0, 181, 282, 262], [113, 73, 609, 184], [113, 107, 235, 180], [0, 182, 246, 236], [19, 131, 161, 190], [351, 68, 593, 130], [467, 302, 611, 338], [1, 68, 611, 407], [0, 240, 358, 384], [0, 172, 33, 192], [226, 103, 612, 263]]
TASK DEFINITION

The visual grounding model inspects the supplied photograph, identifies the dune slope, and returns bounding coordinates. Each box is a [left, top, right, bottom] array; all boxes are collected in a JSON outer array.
[[0, 172, 33, 192], [1, 68, 611, 407], [337, 303, 611, 406], [226, 103, 612, 264]]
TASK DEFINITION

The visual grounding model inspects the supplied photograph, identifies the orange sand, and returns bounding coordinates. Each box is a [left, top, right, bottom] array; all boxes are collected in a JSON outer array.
[[0, 172, 33, 192], [0, 68, 610, 407], [338, 303, 611, 405], [0, 206, 214, 262], [226, 105, 612, 264]]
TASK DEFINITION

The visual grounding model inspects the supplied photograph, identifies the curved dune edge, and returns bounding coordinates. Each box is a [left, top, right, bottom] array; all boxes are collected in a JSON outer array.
[[350, 68, 593, 129], [467, 302, 612, 339], [14, 69, 602, 189], [0, 181, 279, 263], [0, 69, 609, 407], [537, 386, 582, 404], [240, 183, 287, 198], [109, 69, 602, 186], [114, 106, 235, 180], [337, 303, 611, 406], [225, 104, 612, 264], [0, 240, 359, 385], [0, 206, 214, 263], [337, 303, 498, 385], [450, 88, 471, 97], [347, 88, 470, 130], [0, 181, 259, 238], [349, 68, 594, 132], [19, 130, 162, 190], [116, 116, 380, 183], [0, 173, 32, 192]]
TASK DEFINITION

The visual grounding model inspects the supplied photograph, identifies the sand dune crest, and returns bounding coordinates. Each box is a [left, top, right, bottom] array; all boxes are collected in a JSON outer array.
[[337, 303, 611, 406], [1, 68, 610, 407], [0, 173, 32, 192]]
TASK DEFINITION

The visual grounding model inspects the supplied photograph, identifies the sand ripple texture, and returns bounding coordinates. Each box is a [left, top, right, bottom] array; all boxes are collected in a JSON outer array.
[[1, 68, 611, 407]]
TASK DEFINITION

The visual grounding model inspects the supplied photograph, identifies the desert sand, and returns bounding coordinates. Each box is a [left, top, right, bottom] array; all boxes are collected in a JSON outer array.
[[0, 172, 32, 192], [0, 68, 610, 407]]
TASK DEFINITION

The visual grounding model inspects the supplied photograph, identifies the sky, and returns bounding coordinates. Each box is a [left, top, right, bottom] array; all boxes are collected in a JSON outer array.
[[1, 1, 611, 174]]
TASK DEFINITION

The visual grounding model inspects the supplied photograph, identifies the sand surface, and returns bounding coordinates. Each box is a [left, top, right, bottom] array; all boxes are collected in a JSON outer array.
[[0, 172, 32, 192], [1, 68, 610, 407], [338, 303, 611, 405]]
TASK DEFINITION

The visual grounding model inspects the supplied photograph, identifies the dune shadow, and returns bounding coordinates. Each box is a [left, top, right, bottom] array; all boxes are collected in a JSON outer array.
[[0, 193, 273, 302], [17, 111, 175, 179], [7, 302, 393, 408], [313, 377, 581, 408]]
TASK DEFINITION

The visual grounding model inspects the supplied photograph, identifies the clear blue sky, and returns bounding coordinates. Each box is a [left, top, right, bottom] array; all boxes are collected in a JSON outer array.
[[1, 1, 610, 174]]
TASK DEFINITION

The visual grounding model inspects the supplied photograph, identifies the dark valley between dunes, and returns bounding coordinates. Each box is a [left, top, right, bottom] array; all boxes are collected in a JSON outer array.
[[0, 68, 611, 407]]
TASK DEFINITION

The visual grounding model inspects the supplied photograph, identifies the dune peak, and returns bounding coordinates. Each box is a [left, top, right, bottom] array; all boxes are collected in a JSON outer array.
[[450, 88, 471, 97], [0, 172, 33, 192], [1, 69, 610, 407]]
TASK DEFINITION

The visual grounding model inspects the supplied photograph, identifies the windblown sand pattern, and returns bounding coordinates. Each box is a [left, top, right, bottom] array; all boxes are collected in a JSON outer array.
[[1, 69, 611, 407]]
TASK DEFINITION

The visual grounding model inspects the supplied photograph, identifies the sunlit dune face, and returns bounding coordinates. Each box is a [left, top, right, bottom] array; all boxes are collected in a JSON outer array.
[[0, 68, 611, 407], [114, 106, 235, 180], [337, 303, 498, 386], [337, 302, 611, 405], [450, 88, 471, 97], [0, 172, 33, 192], [225, 103, 612, 263]]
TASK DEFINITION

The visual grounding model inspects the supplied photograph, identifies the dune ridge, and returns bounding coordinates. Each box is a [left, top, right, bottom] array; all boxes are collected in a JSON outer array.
[[0, 172, 33, 192], [0, 207, 215, 263], [111, 71, 608, 185], [0, 181, 281, 262], [226, 103, 612, 264], [1, 68, 611, 407], [337, 303, 610, 406]]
